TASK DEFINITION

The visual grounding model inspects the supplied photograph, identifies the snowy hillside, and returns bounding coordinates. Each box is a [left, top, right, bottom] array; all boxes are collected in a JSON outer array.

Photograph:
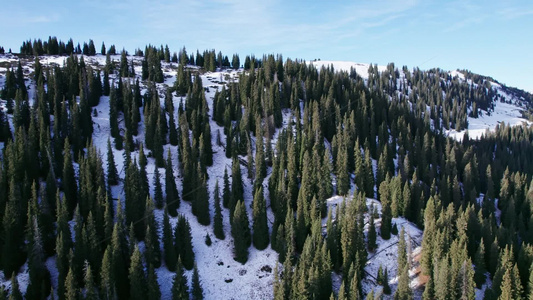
[[311, 60, 387, 79], [1, 52, 532, 299], [0, 54, 281, 299], [311, 60, 532, 141]]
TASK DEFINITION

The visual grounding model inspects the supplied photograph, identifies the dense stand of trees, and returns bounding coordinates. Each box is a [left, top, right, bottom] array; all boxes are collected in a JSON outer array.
[[0, 37, 533, 299]]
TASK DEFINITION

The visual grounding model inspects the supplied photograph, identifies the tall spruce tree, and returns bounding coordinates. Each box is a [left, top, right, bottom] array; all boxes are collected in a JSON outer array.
[[163, 210, 177, 272], [172, 259, 189, 300], [230, 158, 244, 222], [252, 187, 269, 250], [379, 175, 392, 240], [191, 264, 204, 300], [128, 245, 147, 300], [107, 138, 119, 186], [232, 200, 251, 264], [153, 167, 164, 209], [213, 180, 225, 240], [174, 215, 195, 270], [165, 150, 180, 216]]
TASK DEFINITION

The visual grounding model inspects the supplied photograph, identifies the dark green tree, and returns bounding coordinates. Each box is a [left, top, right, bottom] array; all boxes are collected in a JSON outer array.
[[62, 138, 78, 216], [336, 140, 350, 196], [107, 138, 119, 186], [191, 264, 204, 300], [174, 215, 195, 270], [213, 180, 225, 240], [129, 245, 147, 300], [8, 273, 22, 300], [144, 197, 161, 268], [252, 187, 269, 250], [165, 150, 180, 216], [65, 266, 79, 300], [222, 168, 231, 208], [163, 210, 177, 271], [232, 200, 251, 264], [193, 166, 211, 226], [230, 158, 244, 222], [367, 207, 377, 252], [172, 259, 189, 300], [153, 167, 164, 209], [379, 176, 392, 240], [147, 264, 161, 300]]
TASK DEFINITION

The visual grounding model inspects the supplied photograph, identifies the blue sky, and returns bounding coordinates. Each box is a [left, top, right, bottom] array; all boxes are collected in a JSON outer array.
[[3, 0, 532, 92]]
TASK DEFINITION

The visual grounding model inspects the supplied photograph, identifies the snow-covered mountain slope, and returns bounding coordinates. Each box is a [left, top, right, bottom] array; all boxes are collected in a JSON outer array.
[[445, 100, 530, 141], [310, 60, 532, 141], [0, 54, 281, 299], [311, 60, 387, 79], [0, 53, 531, 299]]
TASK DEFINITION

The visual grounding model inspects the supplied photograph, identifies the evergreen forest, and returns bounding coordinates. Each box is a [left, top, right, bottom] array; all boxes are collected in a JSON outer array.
[[0, 37, 532, 299]]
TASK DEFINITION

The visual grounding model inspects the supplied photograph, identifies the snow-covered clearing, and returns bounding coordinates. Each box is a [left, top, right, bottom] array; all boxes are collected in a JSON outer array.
[[310, 60, 387, 80], [446, 100, 530, 141]]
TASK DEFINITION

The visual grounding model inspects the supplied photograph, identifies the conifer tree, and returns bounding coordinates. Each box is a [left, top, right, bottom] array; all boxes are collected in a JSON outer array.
[[174, 215, 195, 270], [255, 122, 267, 183], [364, 147, 375, 198], [459, 259, 475, 300], [230, 158, 244, 221], [172, 259, 189, 300], [84, 262, 98, 300], [100, 246, 116, 300], [144, 197, 161, 268], [336, 140, 350, 196], [528, 263, 533, 300], [2, 191, 25, 279], [474, 238, 487, 288], [421, 196, 437, 277], [395, 227, 412, 300], [232, 200, 251, 264], [129, 245, 147, 300], [25, 216, 51, 300], [368, 207, 377, 252], [107, 138, 119, 186], [222, 168, 231, 208], [383, 268, 391, 295], [153, 167, 164, 209], [56, 200, 72, 299], [338, 281, 348, 300], [193, 166, 211, 226], [111, 222, 130, 300], [62, 138, 78, 216], [213, 180, 225, 240], [318, 149, 333, 217], [147, 264, 161, 300], [9, 273, 22, 300], [379, 176, 392, 240], [499, 264, 520, 300], [138, 145, 149, 201], [65, 266, 79, 300], [253, 187, 269, 250], [191, 264, 204, 300], [160, 211, 176, 273], [165, 150, 180, 216]]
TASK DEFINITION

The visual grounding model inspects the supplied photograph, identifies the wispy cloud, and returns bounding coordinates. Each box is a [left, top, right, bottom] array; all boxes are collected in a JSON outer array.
[[498, 7, 533, 19], [107, 0, 421, 58], [4, 11, 61, 25]]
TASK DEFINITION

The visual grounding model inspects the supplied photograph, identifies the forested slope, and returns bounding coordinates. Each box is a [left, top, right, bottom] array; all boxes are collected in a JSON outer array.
[[0, 37, 532, 299]]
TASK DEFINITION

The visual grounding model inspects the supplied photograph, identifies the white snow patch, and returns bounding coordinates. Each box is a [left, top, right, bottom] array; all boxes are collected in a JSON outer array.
[[310, 61, 386, 80]]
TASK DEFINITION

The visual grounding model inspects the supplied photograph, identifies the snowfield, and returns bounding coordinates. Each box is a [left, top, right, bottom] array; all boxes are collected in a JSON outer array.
[[445, 100, 530, 141], [311, 60, 387, 80]]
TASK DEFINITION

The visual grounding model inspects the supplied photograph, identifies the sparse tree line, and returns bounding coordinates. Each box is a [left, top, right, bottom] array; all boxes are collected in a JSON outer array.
[[0, 37, 532, 299]]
